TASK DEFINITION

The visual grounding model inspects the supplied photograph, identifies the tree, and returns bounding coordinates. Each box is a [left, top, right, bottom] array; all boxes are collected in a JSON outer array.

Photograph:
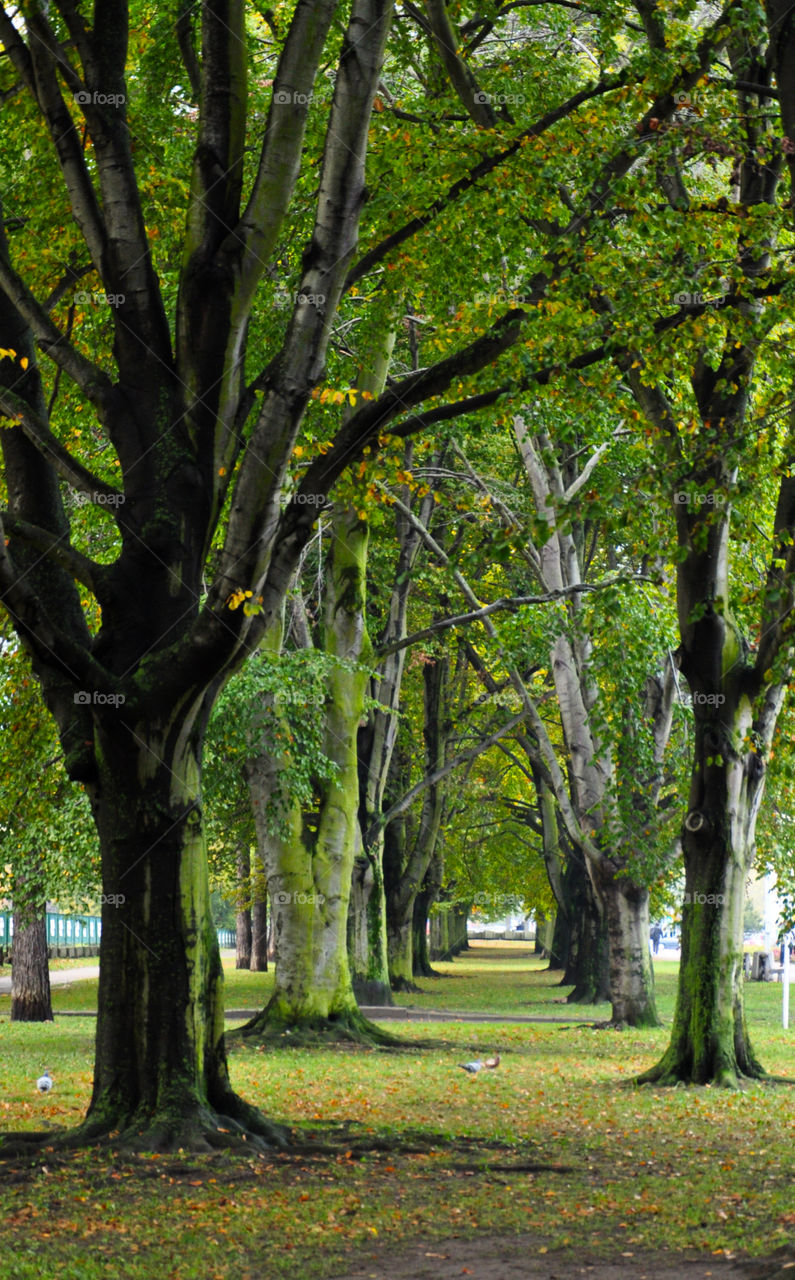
[[0, 0, 760, 1145], [11, 906, 52, 1023]]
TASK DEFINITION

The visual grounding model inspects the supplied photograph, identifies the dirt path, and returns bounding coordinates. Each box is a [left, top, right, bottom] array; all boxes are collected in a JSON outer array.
[[327, 1238, 795, 1280]]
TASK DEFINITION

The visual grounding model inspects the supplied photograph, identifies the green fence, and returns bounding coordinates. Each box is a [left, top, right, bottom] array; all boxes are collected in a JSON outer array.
[[0, 912, 236, 954]]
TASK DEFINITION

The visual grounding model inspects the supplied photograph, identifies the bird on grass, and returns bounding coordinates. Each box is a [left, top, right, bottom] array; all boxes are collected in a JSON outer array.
[[458, 1054, 500, 1075], [36, 1070, 53, 1094]]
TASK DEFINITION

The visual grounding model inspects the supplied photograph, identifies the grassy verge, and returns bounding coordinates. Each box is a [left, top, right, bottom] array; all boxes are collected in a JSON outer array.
[[0, 943, 793, 1279]]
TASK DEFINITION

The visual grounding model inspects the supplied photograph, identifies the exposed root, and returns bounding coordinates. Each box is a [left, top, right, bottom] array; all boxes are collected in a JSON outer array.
[[635, 1057, 768, 1089], [0, 1100, 291, 1156], [389, 976, 422, 994], [228, 1006, 404, 1049]]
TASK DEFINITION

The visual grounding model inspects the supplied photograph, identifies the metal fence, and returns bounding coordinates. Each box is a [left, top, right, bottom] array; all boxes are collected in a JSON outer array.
[[0, 911, 236, 957]]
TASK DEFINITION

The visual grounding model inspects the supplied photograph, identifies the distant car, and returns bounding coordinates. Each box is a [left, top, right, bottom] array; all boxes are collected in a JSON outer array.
[[660, 934, 680, 949]]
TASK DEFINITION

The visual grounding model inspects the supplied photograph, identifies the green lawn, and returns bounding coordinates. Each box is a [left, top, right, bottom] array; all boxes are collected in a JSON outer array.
[[0, 942, 793, 1279]]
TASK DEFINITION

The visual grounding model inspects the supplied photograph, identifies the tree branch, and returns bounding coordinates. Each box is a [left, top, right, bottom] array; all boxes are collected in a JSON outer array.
[[0, 512, 103, 594], [0, 387, 119, 502]]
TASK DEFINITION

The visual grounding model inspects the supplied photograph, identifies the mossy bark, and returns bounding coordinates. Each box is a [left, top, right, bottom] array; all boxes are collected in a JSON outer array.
[[240, 507, 388, 1041], [639, 834, 760, 1084], [349, 847, 392, 1004], [384, 653, 449, 991], [639, 687, 766, 1083], [81, 719, 282, 1150]]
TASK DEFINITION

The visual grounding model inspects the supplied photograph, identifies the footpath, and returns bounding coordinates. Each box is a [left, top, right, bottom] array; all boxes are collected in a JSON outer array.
[[0, 965, 595, 1022]]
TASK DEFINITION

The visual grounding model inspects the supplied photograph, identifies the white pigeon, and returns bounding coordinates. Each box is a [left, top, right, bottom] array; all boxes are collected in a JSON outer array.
[[36, 1070, 53, 1093]]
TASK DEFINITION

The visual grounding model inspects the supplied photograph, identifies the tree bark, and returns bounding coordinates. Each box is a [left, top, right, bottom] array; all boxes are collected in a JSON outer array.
[[384, 651, 449, 990], [413, 845, 443, 977], [560, 854, 610, 1004], [353, 443, 438, 1000], [240, 507, 383, 1039], [235, 846, 252, 970], [594, 866, 658, 1025], [250, 866, 268, 972], [84, 717, 281, 1149], [11, 902, 52, 1022]]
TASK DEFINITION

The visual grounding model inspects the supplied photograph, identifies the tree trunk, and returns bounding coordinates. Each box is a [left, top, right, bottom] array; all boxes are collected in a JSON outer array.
[[240, 508, 385, 1040], [348, 849, 392, 1004], [413, 846, 443, 977], [353, 438, 435, 1003], [84, 720, 279, 1149], [450, 905, 469, 954], [235, 847, 252, 970], [548, 908, 570, 971], [11, 903, 52, 1022], [597, 868, 659, 1026], [384, 811, 418, 991], [640, 831, 757, 1084], [385, 651, 449, 990], [562, 855, 610, 1004], [534, 911, 551, 955], [250, 867, 268, 972], [412, 892, 433, 976]]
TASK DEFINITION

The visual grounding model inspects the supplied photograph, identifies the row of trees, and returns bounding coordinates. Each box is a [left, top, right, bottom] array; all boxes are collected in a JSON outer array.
[[2, 0, 795, 1148]]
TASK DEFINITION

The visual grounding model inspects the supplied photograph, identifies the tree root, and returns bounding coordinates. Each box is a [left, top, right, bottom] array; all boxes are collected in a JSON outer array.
[[635, 1059, 768, 1088], [389, 976, 423, 994], [228, 1006, 404, 1049], [0, 1100, 291, 1156]]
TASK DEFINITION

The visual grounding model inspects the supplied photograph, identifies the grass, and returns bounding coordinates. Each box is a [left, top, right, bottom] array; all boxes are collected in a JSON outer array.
[[0, 943, 794, 1279]]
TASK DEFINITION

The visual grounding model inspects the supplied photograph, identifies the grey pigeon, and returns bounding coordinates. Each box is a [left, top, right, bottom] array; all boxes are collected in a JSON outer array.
[[459, 1059, 483, 1074], [458, 1054, 500, 1075], [36, 1070, 53, 1093]]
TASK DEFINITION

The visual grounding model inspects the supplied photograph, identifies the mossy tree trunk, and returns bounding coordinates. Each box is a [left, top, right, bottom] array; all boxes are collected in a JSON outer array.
[[354, 444, 439, 1002], [348, 845, 392, 1005], [85, 713, 278, 1149], [241, 506, 375, 1037], [627, 37, 793, 1081], [384, 651, 449, 990]]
